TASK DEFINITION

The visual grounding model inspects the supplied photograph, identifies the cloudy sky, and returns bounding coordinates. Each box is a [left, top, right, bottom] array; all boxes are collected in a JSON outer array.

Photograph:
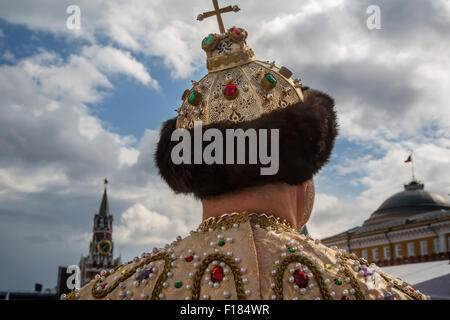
[[0, 0, 449, 292]]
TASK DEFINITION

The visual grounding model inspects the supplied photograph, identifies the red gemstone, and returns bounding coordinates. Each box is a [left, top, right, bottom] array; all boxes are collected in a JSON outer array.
[[223, 83, 237, 97], [185, 255, 194, 262], [101, 283, 107, 289], [341, 296, 350, 300], [409, 288, 415, 292], [211, 266, 224, 283], [233, 29, 242, 35], [293, 269, 308, 288]]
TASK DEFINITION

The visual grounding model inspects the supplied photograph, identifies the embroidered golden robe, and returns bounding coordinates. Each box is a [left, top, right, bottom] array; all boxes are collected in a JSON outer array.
[[65, 212, 428, 300]]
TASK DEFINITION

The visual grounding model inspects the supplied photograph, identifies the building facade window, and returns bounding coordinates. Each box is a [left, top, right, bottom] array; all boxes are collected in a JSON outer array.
[[433, 238, 439, 253], [383, 246, 391, 260], [372, 248, 379, 261], [395, 244, 403, 258], [420, 240, 428, 255], [361, 249, 368, 260], [407, 242, 415, 257]]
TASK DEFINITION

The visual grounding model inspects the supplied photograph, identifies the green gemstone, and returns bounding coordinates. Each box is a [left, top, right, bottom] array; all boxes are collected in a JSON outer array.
[[288, 247, 296, 253], [265, 73, 277, 84], [188, 91, 196, 103], [204, 35, 213, 45], [334, 278, 342, 285], [174, 281, 183, 288], [218, 239, 226, 246]]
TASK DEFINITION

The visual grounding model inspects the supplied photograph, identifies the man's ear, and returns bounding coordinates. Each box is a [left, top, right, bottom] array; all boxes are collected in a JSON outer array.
[[297, 179, 315, 227]]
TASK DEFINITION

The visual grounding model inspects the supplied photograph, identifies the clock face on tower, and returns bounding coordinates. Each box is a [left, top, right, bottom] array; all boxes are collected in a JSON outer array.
[[97, 239, 112, 255]]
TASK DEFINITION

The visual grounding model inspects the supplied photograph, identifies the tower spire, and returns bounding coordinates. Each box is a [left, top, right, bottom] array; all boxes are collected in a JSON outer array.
[[99, 178, 110, 216]]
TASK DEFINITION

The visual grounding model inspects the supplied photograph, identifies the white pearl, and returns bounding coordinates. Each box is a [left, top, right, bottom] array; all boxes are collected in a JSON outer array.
[[167, 272, 173, 277], [330, 291, 336, 297], [204, 276, 210, 281], [217, 234, 223, 239], [314, 297, 321, 300], [270, 283, 275, 288], [226, 251, 233, 256], [255, 224, 260, 228], [343, 289, 349, 295], [153, 267, 158, 273], [289, 268, 295, 274], [266, 226, 272, 231], [289, 276, 295, 283], [214, 282, 220, 289], [214, 248, 220, 253], [234, 257, 241, 263], [350, 289, 355, 294], [325, 279, 330, 285], [168, 248, 174, 253], [203, 294, 210, 300], [149, 274, 155, 279], [271, 270, 277, 275], [208, 228, 213, 232], [345, 277, 351, 283], [212, 261, 218, 266], [188, 272, 193, 278], [126, 290, 133, 297], [159, 293, 164, 299], [221, 226, 226, 231], [308, 283, 314, 289], [119, 282, 125, 289], [220, 262, 225, 267], [185, 296, 191, 300], [133, 281, 139, 287], [281, 252, 287, 257], [223, 268, 230, 274], [298, 245, 304, 250], [281, 245, 287, 251], [293, 284, 299, 290], [193, 263, 198, 267], [170, 262, 176, 267], [226, 237, 233, 243], [245, 290, 251, 296], [186, 284, 191, 289], [271, 295, 277, 300], [162, 282, 168, 288], [233, 223, 239, 228], [275, 260, 280, 265], [210, 242, 215, 247], [240, 268, 247, 273], [223, 291, 231, 298], [208, 281, 213, 286], [141, 293, 149, 299], [194, 254, 199, 260], [188, 249, 193, 254], [242, 278, 248, 284], [300, 288, 306, 294], [223, 276, 228, 281], [118, 291, 125, 298]]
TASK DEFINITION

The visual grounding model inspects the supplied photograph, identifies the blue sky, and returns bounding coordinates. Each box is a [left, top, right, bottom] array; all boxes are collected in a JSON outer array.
[[0, 0, 449, 292]]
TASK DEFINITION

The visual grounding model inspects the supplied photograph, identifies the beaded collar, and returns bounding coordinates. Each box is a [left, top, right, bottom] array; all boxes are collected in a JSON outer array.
[[197, 211, 299, 233]]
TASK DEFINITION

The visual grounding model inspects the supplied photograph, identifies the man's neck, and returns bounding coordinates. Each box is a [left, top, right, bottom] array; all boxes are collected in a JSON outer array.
[[201, 183, 304, 230]]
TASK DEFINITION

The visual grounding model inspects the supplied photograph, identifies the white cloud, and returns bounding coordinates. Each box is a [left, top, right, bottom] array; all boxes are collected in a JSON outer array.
[[115, 203, 191, 245], [81, 45, 159, 88]]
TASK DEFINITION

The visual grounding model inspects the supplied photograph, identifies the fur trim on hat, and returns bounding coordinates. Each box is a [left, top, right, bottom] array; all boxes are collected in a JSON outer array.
[[155, 88, 338, 199]]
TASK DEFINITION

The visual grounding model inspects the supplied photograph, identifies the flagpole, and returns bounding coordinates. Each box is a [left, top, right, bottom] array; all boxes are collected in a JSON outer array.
[[411, 153, 416, 181]]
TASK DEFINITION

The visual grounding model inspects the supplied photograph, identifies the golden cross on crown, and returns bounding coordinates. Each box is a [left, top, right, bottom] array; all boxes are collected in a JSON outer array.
[[197, 0, 240, 34]]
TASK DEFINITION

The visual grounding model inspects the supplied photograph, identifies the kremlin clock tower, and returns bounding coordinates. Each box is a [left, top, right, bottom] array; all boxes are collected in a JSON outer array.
[[79, 179, 121, 285]]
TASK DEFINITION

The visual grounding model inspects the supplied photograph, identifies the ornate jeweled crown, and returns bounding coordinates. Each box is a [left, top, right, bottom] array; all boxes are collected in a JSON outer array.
[[176, 26, 304, 129]]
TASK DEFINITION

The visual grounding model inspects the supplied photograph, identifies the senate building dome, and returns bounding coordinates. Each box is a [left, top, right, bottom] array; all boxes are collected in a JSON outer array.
[[322, 178, 450, 268], [363, 180, 450, 226]]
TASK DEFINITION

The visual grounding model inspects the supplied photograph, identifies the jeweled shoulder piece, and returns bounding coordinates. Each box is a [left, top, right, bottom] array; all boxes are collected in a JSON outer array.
[[176, 0, 304, 129]]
